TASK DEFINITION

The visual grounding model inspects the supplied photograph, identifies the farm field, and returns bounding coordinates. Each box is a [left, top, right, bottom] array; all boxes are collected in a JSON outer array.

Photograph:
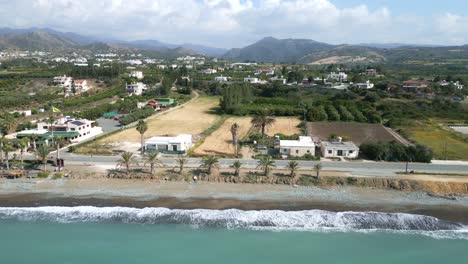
[[102, 96, 220, 144], [400, 121, 468, 160], [195, 117, 301, 156], [307, 122, 401, 145]]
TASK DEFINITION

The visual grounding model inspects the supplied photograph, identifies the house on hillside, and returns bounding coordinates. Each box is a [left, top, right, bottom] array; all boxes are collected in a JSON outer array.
[[244, 76, 260, 83], [327, 72, 348, 82], [53, 76, 73, 89], [214, 76, 230, 82], [74, 80, 88, 93], [129, 70, 144, 80], [402, 80, 430, 92], [355, 80, 374, 89], [145, 134, 193, 154], [270, 76, 287, 84], [321, 138, 359, 159], [279, 136, 315, 158], [201, 69, 217, 74], [126, 82, 147, 96]]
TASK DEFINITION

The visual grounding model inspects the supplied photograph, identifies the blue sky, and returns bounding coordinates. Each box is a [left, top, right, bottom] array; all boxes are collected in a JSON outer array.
[[1, 0, 468, 48]]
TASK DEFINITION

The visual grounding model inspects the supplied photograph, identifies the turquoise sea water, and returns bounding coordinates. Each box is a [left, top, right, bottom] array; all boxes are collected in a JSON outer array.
[[1, 207, 467, 264]]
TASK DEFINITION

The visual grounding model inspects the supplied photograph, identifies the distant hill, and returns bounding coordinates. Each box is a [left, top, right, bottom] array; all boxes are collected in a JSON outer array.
[[298, 45, 386, 65], [223, 37, 335, 62], [358, 43, 446, 49], [0, 31, 79, 51]]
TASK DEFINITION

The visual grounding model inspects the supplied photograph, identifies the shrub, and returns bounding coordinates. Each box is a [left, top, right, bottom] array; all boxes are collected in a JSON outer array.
[[37, 171, 51, 178]]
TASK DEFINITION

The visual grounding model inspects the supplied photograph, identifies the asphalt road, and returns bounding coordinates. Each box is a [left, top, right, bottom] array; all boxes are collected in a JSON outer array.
[[61, 153, 468, 177]]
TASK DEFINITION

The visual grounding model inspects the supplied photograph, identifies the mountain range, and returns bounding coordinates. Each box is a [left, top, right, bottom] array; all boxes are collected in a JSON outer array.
[[1, 27, 468, 65]]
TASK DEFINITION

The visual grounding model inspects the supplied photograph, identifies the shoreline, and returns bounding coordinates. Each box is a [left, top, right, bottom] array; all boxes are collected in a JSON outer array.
[[1, 179, 467, 223]]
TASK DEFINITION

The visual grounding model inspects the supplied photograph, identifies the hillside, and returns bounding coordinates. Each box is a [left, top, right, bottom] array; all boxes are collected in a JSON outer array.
[[298, 45, 386, 64], [0, 31, 79, 51], [223, 37, 335, 62]]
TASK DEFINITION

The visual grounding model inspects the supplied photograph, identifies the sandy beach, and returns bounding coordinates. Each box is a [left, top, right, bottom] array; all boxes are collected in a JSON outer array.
[[1, 178, 467, 223]]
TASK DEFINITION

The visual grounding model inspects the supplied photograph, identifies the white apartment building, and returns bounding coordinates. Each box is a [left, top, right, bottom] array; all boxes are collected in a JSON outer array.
[[74, 80, 89, 93], [129, 70, 144, 79], [327, 72, 348, 82], [53, 76, 73, 89], [126, 82, 147, 96]]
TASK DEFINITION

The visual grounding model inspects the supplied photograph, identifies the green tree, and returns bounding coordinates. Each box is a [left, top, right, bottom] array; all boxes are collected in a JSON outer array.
[[1, 140, 16, 170], [286, 160, 299, 178], [143, 152, 161, 176], [117, 152, 138, 175], [16, 138, 29, 169], [136, 120, 148, 154], [230, 160, 242, 177], [199, 156, 219, 175], [251, 109, 276, 141], [256, 156, 276, 177], [230, 123, 240, 158], [35, 145, 51, 171]]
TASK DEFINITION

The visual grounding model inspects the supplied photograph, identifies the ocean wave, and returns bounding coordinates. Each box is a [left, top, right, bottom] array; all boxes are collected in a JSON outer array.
[[0, 207, 466, 236]]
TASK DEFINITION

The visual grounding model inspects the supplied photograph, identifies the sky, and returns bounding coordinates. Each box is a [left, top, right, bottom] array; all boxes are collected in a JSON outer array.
[[1, 0, 468, 48]]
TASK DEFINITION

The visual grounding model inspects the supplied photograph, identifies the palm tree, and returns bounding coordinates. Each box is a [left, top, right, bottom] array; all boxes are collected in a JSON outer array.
[[230, 123, 239, 158], [35, 145, 51, 171], [136, 120, 148, 154], [30, 134, 38, 151], [117, 152, 138, 175], [0, 114, 15, 163], [199, 156, 219, 175], [251, 109, 276, 142], [16, 138, 29, 169], [54, 136, 65, 171], [2, 140, 16, 170], [256, 156, 276, 177], [314, 163, 322, 179], [177, 158, 188, 174], [286, 160, 299, 178], [230, 160, 242, 177], [143, 152, 161, 175], [0, 136, 5, 164]]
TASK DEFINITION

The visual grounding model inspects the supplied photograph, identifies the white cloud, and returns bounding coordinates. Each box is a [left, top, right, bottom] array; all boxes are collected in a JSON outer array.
[[0, 0, 466, 47]]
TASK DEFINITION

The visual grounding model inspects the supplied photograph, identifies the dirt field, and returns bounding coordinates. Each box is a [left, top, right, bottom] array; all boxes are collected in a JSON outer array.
[[103, 96, 220, 144], [194, 117, 252, 156], [307, 122, 400, 145], [195, 117, 301, 156]]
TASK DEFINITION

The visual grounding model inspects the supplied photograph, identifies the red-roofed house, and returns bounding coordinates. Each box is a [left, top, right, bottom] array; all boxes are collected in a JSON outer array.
[[74, 80, 88, 93]]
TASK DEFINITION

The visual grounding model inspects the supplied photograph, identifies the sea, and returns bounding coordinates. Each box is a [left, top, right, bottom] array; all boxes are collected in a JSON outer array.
[[0, 206, 467, 264]]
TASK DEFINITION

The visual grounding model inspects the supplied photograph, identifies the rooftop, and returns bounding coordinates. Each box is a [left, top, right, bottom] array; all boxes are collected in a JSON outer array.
[[322, 141, 359, 150], [280, 136, 315, 148]]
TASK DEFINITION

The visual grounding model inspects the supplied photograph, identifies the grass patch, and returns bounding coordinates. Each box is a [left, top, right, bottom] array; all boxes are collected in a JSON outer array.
[[399, 119, 468, 160]]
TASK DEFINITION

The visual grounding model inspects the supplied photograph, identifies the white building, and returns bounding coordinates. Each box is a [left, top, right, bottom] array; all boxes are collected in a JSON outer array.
[[201, 69, 217, 74], [129, 70, 144, 79], [145, 134, 193, 154], [327, 72, 348, 82], [27, 117, 103, 143], [53, 76, 73, 89], [74, 80, 89, 93], [126, 82, 147, 96], [270, 76, 287, 84], [214, 76, 229, 82], [321, 139, 359, 159], [279, 136, 315, 157], [9, 110, 32, 117], [244, 76, 260, 83], [355, 80, 374, 89]]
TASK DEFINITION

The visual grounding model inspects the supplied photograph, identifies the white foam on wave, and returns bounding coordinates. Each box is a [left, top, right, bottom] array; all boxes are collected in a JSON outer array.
[[0, 206, 467, 239]]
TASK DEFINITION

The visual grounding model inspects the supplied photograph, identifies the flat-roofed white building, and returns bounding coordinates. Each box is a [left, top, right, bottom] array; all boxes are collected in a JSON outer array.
[[129, 70, 144, 79], [214, 76, 229, 82], [145, 134, 193, 154], [355, 80, 374, 89], [125, 82, 147, 96], [244, 77, 260, 83], [321, 139, 359, 159], [53, 75, 73, 89], [74, 80, 88, 93], [280, 136, 315, 157]]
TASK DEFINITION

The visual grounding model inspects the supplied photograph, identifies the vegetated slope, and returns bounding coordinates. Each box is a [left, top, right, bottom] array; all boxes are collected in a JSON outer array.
[[298, 45, 386, 64], [223, 36, 335, 62], [1, 31, 79, 51]]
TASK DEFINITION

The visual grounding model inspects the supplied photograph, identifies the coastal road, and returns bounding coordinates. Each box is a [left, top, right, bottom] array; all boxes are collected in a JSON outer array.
[[61, 153, 468, 177]]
